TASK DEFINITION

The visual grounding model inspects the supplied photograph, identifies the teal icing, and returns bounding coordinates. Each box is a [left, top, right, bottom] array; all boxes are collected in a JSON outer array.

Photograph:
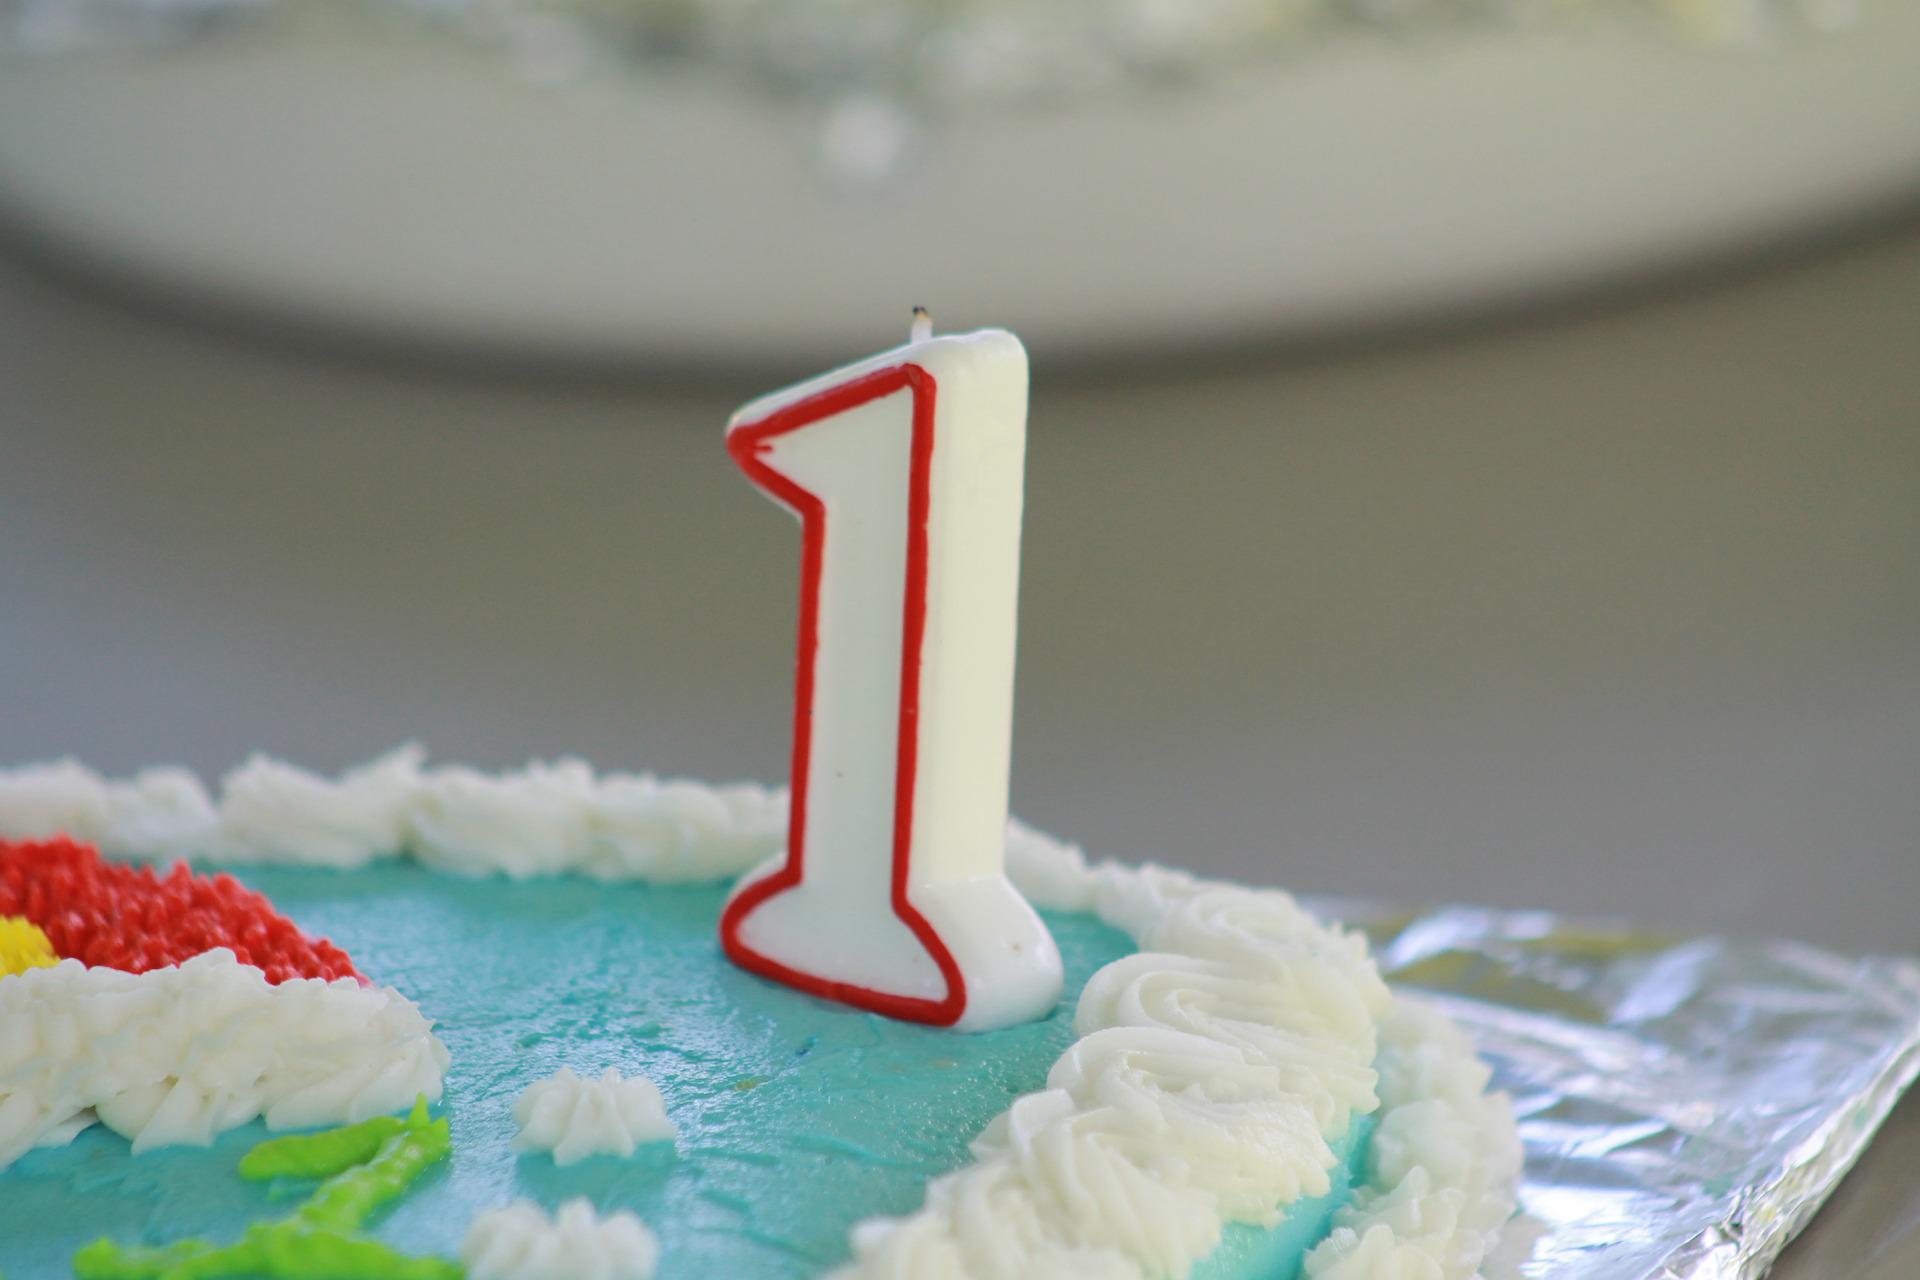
[[1, 864, 1371, 1279]]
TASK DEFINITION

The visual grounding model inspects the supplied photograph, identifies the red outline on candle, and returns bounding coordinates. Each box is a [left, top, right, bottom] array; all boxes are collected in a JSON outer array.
[[719, 362, 968, 1026]]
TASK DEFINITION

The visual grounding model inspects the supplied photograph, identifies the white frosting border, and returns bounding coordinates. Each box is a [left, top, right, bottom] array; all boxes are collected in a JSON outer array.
[[0, 755, 1518, 1279], [0, 747, 786, 880], [830, 824, 1520, 1280]]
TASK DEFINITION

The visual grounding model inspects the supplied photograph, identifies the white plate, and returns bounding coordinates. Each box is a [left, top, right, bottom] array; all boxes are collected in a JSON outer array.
[[1, 7, 1916, 367]]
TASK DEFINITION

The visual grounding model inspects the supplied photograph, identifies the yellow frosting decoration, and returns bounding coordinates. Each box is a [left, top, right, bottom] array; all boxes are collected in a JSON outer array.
[[0, 915, 58, 978]]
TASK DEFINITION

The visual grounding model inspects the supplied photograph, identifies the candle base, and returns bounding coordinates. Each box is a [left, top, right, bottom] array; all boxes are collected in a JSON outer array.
[[721, 852, 1063, 1032]]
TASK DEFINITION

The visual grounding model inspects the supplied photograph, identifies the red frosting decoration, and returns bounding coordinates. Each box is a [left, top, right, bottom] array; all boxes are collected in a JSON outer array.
[[0, 837, 360, 984]]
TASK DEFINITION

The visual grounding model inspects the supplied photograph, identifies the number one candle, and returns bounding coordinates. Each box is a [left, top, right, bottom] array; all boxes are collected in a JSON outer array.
[[719, 312, 1064, 1031]]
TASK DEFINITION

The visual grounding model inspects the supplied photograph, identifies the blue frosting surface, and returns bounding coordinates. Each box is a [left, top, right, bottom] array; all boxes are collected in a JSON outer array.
[[1, 864, 1368, 1278]]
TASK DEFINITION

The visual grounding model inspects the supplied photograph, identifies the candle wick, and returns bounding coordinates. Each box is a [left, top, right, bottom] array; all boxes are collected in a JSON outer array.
[[910, 307, 933, 343]]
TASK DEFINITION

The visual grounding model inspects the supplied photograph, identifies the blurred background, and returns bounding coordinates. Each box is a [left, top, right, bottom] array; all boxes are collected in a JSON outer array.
[[0, 8, 1916, 947], [1, 3, 1918, 1268]]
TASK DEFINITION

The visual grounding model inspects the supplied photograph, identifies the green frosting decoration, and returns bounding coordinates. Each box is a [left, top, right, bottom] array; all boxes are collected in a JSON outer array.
[[72, 1238, 207, 1280], [296, 1099, 452, 1234], [72, 1097, 456, 1280], [238, 1116, 408, 1182], [73, 1224, 461, 1280]]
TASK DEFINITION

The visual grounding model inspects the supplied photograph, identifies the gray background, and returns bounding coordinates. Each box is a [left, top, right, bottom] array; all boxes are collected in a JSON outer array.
[[1, 222, 1916, 1277], [4, 228, 1916, 950]]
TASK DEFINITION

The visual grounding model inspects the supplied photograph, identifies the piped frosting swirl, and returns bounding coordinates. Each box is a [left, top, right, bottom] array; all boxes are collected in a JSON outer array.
[[513, 1066, 677, 1166], [464, 1199, 661, 1280]]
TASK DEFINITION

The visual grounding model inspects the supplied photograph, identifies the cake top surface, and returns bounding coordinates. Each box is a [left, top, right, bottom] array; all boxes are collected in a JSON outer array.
[[4, 862, 1141, 1278], [0, 752, 1520, 1280]]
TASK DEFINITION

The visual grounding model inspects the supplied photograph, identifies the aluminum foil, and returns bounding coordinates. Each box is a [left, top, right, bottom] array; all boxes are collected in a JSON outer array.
[[1305, 898, 1920, 1280]]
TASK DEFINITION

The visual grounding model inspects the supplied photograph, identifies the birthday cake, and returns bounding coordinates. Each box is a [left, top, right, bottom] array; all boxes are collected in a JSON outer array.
[[0, 750, 1518, 1280], [1, 324, 1518, 1278]]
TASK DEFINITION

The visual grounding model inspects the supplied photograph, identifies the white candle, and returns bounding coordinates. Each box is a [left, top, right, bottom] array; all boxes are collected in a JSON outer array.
[[720, 315, 1063, 1031]]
